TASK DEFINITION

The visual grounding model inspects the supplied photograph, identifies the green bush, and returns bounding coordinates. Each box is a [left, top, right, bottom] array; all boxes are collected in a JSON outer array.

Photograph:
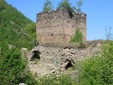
[[70, 28, 83, 44], [79, 40, 113, 85], [57, 0, 74, 12], [0, 46, 38, 85], [38, 74, 77, 85], [0, 47, 24, 84]]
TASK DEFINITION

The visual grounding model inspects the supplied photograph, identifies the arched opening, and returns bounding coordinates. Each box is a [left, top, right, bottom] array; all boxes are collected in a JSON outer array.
[[31, 50, 40, 61], [64, 59, 75, 70], [65, 60, 73, 69]]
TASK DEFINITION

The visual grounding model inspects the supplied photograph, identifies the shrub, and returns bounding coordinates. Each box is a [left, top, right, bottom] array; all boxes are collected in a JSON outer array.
[[76, 0, 83, 12], [43, 0, 53, 12], [57, 0, 74, 12], [79, 40, 113, 85], [38, 74, 77, 85], [70, 28, 83, 44], [0, 47, 25, 84], [0, 46, 38, 85]]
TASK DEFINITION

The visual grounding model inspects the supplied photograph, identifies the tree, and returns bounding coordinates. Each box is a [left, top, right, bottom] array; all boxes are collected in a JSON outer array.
[[43, 0, 52, 12], [76, 0, 83, 12], [57, 0, 74, 12]]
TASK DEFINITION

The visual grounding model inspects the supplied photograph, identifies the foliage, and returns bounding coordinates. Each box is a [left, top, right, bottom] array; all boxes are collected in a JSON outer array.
[[76, 0, 83, 12], [43, 0, 53, 12], [19, 72, 39, 85], [0, 47, 38, 85], [105, 26, 113, 40], [56, 0, 83, 13], [0, 1, 37, 85], [79, 40, 113, 85], [38, 74, 77, 85], [0, 47, 25, 84], [57, 0, 74, 12], [24, 23, 36, 39], [0, 0, 36, 49], [70, 28, 83, 44]]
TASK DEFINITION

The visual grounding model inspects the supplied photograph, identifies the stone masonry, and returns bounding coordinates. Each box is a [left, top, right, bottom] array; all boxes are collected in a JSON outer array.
[[27, 40, 103, 76], [36, 9, 86, 46]]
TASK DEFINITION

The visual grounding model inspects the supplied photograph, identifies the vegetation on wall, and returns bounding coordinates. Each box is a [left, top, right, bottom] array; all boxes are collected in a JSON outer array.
[[57, 0, 74, 12], [43, 0, 53, 12], [57, 0, 83, 13], [76, 0, 83, 12], [70, 28, 83, 44], [42, 0, 83, 13]]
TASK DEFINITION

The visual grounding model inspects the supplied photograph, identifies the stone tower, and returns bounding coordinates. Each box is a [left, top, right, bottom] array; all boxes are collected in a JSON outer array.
[[36, 9, 86, 46]]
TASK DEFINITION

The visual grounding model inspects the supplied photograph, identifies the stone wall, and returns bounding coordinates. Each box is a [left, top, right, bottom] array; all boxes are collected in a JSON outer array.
[[27, 40, 103, 76], [36, 9, 86, 46]]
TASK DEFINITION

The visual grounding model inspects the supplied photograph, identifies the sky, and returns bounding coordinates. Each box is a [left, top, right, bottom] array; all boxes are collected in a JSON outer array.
[[5, 0, 113, 40]]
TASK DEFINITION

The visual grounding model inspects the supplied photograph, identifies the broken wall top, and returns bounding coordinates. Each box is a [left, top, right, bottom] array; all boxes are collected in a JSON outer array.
[[37, 9, 86, 21]]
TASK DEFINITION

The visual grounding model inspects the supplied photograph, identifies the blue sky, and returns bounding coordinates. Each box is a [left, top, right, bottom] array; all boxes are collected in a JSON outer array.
[[5, 0, 113, 40]]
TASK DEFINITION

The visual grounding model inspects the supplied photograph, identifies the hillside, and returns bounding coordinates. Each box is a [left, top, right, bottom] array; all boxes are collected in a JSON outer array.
[[0, 0, 36, 49], [0, 0, 37, 84]]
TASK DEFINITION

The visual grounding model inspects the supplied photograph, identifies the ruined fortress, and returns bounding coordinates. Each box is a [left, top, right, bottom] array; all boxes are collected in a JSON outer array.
[[27, 10, 104, 76], [36, 9, 86, 46]]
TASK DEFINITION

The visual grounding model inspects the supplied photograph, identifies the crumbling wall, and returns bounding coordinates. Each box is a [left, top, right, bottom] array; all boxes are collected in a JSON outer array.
[[27, 40, 103, 76], [36, 9, 86, 46]]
